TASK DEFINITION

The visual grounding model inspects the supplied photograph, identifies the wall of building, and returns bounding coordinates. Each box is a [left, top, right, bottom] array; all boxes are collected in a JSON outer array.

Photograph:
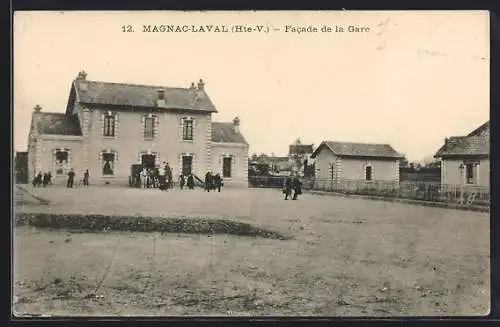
[[210, 142, 249, 186], [36, 137, 83, 183], [83, 108, 212, 185], [442, 158, 489, 188], [340, 158, 399, 181], [314, 147, 337, 180]]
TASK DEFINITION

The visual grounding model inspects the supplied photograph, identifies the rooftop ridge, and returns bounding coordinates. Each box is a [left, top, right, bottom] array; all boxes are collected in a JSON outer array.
[[79, 79, 192, 91]]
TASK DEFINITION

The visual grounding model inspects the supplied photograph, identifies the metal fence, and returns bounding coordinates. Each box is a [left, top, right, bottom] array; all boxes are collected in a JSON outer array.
[[248, 176, 490, 207]]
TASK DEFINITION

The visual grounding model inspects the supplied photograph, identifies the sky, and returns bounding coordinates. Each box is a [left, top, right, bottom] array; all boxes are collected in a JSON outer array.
[[13, 11, 489, 162]]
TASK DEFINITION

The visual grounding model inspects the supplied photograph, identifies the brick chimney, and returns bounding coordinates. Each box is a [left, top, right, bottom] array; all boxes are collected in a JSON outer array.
[[76, 70, 88, 91], [32, 105, 43, 132], [233, 116, 240, 133], [157, 88, 166, 107], [197, 79, 205, 91]]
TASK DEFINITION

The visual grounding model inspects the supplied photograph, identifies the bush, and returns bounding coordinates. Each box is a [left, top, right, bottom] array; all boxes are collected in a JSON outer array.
[[15, 213, 290, 240]]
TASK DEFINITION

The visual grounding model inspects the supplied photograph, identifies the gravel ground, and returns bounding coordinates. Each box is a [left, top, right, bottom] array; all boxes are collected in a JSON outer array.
[[13, 185, 490, 316]]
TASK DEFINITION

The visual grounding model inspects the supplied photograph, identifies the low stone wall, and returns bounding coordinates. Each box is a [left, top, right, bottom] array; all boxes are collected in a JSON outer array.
[[15, 213, 290, 239]]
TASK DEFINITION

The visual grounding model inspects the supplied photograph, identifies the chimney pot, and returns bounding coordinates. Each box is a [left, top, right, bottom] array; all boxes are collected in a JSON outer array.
[[233, 117, 240, 133], [157, 88, 165, 100], [77, 70, 87, 80], [157, 89, 166, 107], [197, 79, 205, 91]]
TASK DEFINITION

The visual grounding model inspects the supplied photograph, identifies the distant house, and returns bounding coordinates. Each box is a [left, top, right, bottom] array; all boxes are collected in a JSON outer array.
[[310, 141, 404, 182], [288, 141, 314, 176], [434, 121, 489, 188]]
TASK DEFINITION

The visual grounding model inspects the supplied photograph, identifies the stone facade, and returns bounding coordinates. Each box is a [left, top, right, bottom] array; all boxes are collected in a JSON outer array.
[[312, 141, 402, 182], [27, 72, 249, 187]]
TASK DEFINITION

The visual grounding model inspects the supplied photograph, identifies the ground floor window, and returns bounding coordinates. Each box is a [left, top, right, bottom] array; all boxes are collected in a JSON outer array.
[[465, 162, 478, 184], [141, 154, 156, 170], [101, 151, 117, 176], [182, 155, 193, 176], [222, 156, 232, 178], [54, 149, 69, 175]]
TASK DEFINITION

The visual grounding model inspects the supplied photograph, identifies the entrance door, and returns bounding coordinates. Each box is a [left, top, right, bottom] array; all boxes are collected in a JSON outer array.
[[141, 154, 156, 169], [182, 156, 193, 176]]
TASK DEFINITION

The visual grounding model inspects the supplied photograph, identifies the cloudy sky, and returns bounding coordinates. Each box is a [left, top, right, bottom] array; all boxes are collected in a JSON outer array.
[[14, 11, 489, 161]]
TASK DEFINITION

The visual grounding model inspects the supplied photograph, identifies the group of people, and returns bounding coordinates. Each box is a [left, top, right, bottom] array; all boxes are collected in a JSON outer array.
[[204, 171, 224, 192], [177, 173, 195, 190], [133, 162, 198, 191], [283, 173, 303, 200], [32, 171, 52, 187], [32, 168, 90, 188]]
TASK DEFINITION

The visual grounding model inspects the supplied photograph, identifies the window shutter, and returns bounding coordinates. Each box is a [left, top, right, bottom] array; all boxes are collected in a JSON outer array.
[[179, 117, 184, 140], [114, 113, 119, 137], [192, 118, 196, 141], [101, 113, 105, 136], [141, 115, 146, 137], [154, 115, 159, 138]]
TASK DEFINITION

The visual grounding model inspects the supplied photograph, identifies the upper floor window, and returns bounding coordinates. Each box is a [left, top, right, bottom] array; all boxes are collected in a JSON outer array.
[[103, 113, 116, 137], [143, 114, 157, 139], [182, 117, 194, 141], [365, 165, 372, 181]]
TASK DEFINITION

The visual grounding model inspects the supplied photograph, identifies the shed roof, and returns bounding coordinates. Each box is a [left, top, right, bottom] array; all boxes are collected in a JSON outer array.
[[311, 141, 403, 159]]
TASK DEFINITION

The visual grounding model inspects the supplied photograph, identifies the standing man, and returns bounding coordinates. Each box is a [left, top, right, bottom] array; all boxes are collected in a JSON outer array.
[[292, 174, 303, 200], [283, 173, 293, 200], [178, 174, 185, 190], [67, 168, 75, 188], [158, 162, 166, 190], [83, 169, 90, 186], [165, 162, 173, 190]]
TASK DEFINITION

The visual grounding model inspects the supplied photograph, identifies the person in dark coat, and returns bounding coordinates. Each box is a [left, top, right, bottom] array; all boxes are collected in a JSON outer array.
[[214, 173, 223, 192], [283, 175, 293, 200], [292, 176, 303, 200], [205, 172, 213, 192], [165, 163, 173, 189], [67, 168, 75, 188], [186, 174, 195, 190], [179, 174, 185, 190], [47, 172, 52, 185], [42, 173, 49, 187], [83, 169, 90, 186]]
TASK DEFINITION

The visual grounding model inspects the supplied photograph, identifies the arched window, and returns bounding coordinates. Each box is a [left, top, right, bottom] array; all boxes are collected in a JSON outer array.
[[53, 148, 70, 176], [99, 150, 118, 176]]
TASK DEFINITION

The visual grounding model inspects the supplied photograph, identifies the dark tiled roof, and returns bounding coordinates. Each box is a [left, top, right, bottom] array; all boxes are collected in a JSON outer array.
[[289, 144, 314, 155], [435, 122, 490, 157], [211, 122, 248, 144], [35, 112, 82, 136], [74, 80, 217, 113], [467, 121, 489, 137], [312, 141, 403, 159], [435, 136, 489, 157]]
